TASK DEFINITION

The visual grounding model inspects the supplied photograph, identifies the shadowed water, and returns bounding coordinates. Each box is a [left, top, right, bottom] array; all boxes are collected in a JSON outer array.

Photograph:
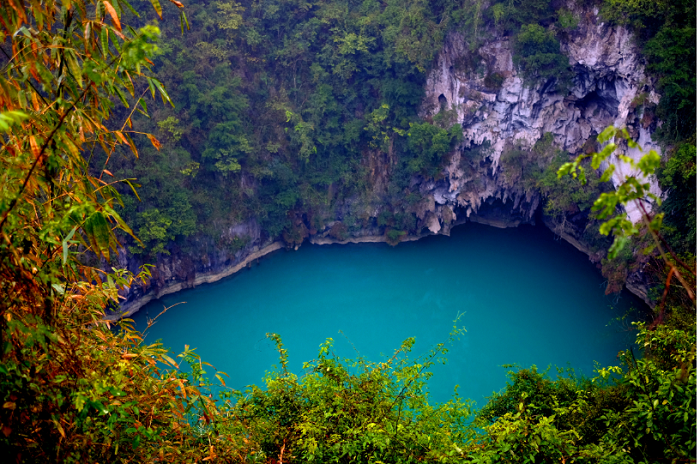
[[133, 223, 642, 405]]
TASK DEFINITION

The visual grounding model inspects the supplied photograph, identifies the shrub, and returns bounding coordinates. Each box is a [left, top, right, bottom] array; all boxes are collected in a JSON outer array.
[[233, 330, 474, 464], [386, 228, 407, 245], [512, 24, 571, 86]]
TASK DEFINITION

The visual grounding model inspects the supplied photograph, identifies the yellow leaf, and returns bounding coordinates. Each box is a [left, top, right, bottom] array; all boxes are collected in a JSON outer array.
[[31, 90, 40, 110], [54, 420, 66, 438], [162, 354, 178, 367], [114, 130, 128, 145], [146, 133, 161, 150], [150, 0, 163, 19], [29, 136, 40, 158], [102, 1, 121, 31]]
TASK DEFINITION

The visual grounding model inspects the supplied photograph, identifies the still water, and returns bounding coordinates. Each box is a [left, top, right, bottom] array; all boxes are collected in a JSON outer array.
[[133, 223, 641, 405]]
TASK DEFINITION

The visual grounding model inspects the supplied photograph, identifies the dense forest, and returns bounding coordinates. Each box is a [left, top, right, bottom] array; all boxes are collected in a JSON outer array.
[[99, 0, 696, 257], [0, 0, 696, 462]]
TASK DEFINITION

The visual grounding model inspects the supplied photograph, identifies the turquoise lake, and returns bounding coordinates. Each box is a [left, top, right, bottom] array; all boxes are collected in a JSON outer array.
[[132, 223, 642, 406]]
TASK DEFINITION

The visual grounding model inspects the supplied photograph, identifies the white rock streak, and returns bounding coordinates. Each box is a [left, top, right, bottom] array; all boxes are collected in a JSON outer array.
[[422, 11, 660, 226]]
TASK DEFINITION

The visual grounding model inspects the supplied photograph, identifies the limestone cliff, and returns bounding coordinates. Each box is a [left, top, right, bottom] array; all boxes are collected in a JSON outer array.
[[113, 7, 659, 317], [419, 7, 660, 230]]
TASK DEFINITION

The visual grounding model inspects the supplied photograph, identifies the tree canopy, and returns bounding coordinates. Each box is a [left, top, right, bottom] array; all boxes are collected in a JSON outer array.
[[0, 0, 696, 462]]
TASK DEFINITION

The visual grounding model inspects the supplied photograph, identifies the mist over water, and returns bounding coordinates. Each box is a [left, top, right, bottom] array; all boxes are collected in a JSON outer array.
[[133, 223, 642, 405]]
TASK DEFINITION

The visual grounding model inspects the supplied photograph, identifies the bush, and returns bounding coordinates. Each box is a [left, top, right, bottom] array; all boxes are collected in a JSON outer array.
[[386, 228, 407, 245], [601, 0, 695, 143], [488, 0, 557, 36], [512, 24, 571, 86], [471, 324, 696, 463], [234, 331, 474, 464], [657, 142, 697, 252]]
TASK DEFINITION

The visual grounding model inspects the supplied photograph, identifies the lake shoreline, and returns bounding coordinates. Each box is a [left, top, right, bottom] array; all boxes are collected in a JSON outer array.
[[108, 229, 443, 321]]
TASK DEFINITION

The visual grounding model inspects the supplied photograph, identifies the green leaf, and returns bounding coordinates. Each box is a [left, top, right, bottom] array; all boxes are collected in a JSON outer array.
[[0, 110, 28, 132], [607, 236, 629, 260], [637, 150, 661, 176], [600, 164, 615, 182], [150, 78, 172, 106], [649, 213, 664, 233], [592, 143, 616, 169], [84, 211, 112, 258], [598, 126, 616, 143], [114, 85, 130, 108], [64, 51, 83, 88], [62, 226, 78, 265], [101, 26, 110, 58], [118, 0, 140, 18]]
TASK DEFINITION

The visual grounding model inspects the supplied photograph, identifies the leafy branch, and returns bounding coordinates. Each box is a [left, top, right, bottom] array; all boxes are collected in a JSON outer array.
[[558, 125, 695, 314]]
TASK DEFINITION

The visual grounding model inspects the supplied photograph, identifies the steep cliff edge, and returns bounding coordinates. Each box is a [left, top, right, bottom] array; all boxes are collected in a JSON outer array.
[[421, 10, 660, 227], [113, 8, 660, 317]]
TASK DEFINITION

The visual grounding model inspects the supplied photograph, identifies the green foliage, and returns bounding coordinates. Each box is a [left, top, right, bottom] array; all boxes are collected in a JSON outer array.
[[157, 116, 184, 142], [596, 324, 697, 463], [528, 132, 607, 225], [497, 133, 603, 221], [0, 305, 247, 462], [129, 204, 195, 257], [386, 228, 407, 245], [556, 8, 579, 30], [512, 24, 571, 86], [102, 0, 472, 246], [536, 151, 606, 221], [234, 327, 475, 463], [1, 1, 696, 462], [0, 0, 247, 461], [560, 125, 696, 318], [487, 0, 557, 36], [558, 127, 663, 259], [658, 142, 696, 251], [600, 0, 696, 143], [470, 324, 696, 464], [403, 122, 463, 179]]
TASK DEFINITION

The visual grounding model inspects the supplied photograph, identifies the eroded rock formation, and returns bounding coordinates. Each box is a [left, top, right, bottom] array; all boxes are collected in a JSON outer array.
[[419, 7, 660, 232], [115, 8, 659, 316]]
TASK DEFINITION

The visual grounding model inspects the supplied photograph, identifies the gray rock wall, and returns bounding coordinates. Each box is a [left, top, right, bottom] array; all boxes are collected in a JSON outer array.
[[420, 7, 660, 229], [114, 8, 659, 315]]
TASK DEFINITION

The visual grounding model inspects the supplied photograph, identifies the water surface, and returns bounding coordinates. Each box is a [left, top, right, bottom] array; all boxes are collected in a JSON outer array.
[[133, 223, 641, 405]]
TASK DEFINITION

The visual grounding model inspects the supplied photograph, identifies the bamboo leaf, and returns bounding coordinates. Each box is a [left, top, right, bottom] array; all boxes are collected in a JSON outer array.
[[146, 133, 161, 150], [64, 51, 83, 88], [149, 0, 163, 19], [114, 85, 130, 108], [162, 355, 178, 367], [103, 1, 122, 31], [62, 226, 78, 265], [118, 0, 140, 18], [151, 78, 172, 106], [101, 26, 109, 57], [84, 211, 112, 258], [123, 132, 138, 157]]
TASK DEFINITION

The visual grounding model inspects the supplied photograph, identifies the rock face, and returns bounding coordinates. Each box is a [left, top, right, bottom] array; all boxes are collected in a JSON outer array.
[[419, 8, 660, 229], [116, 8, 660, 314]]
